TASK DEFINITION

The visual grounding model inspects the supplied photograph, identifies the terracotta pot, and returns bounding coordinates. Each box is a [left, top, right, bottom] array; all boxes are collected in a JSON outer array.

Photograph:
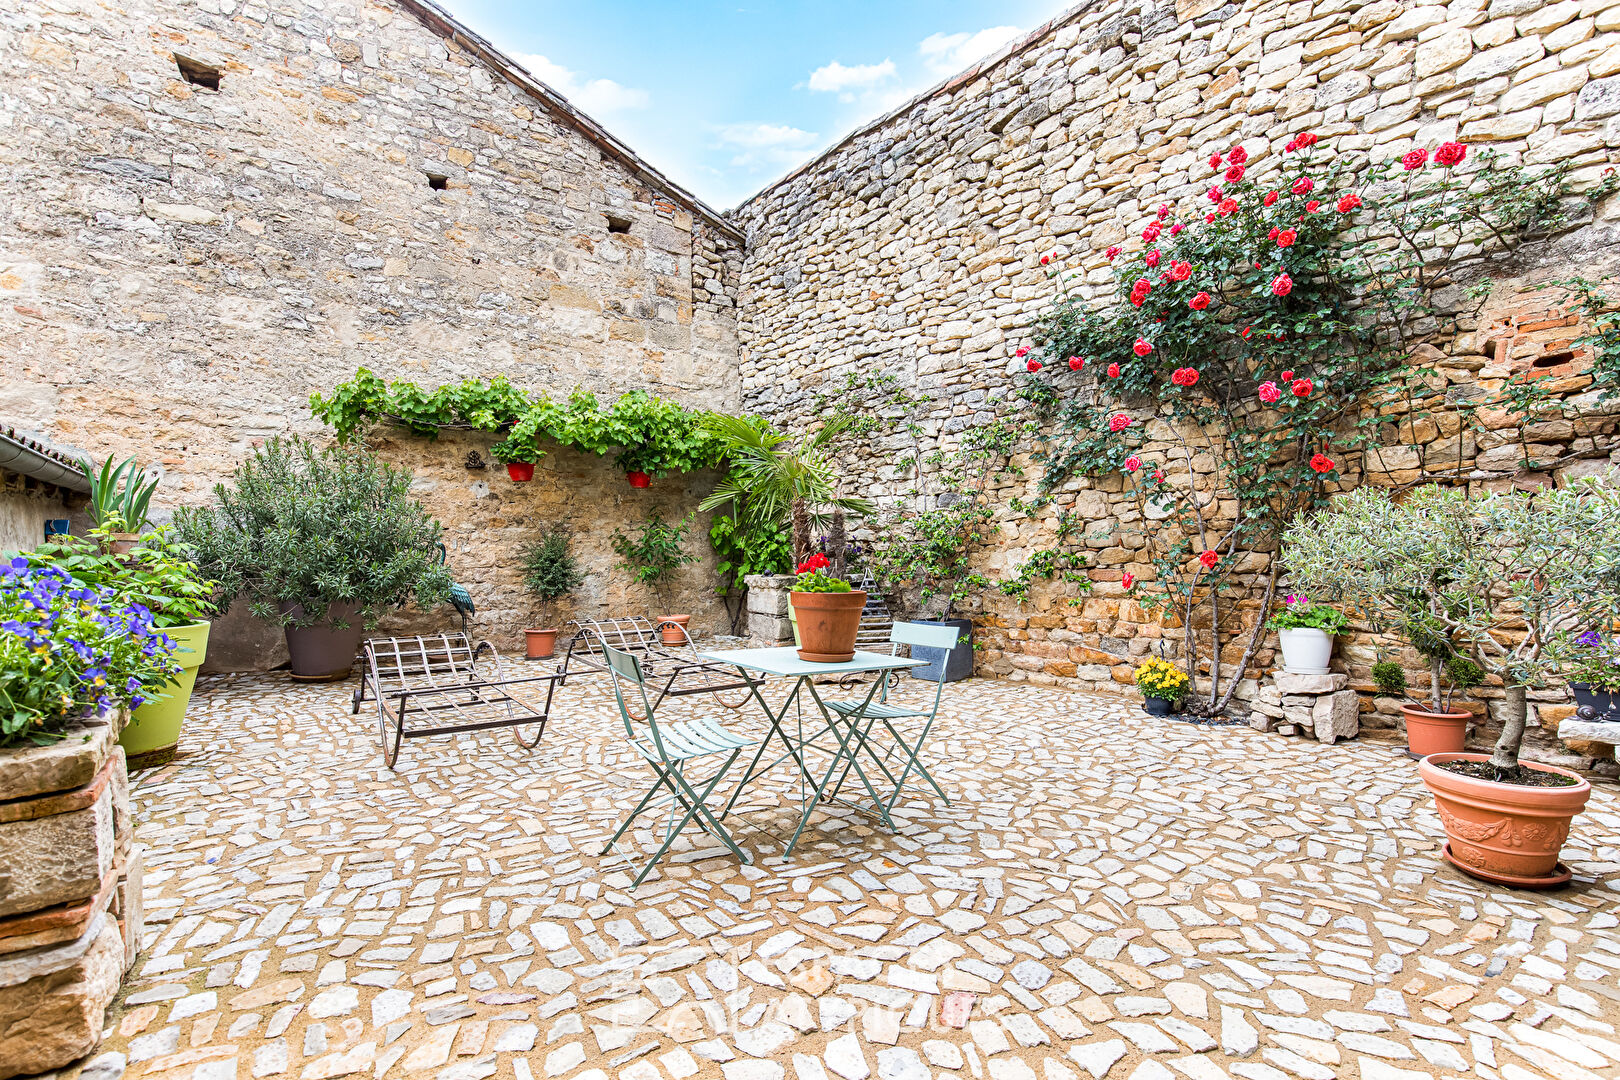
[[106, 532, 142, 556], [626, 471, 650, 488], [1401, 703, 1470, 757], [280, 600, 364, 680], [1419, 752, 1591, 887], [658, 615, 691, 645], [506, 461, 535, 482], [524, 627, 558, 660], [791, 590, 866, 663]]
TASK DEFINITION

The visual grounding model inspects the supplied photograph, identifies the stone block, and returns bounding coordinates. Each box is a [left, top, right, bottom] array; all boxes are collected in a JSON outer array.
[[1312, 690, 1361, 744], [0, 772, 118, 918], [1250, 713, 1278, 733], [1282, 706, 1312, 725], [114, 845, 145, 974], [747, 611, 792, 643], [0, 917, 123, 1080], [746, 588, 788, 617], [0, 721, 116, 802], [1272, 672, 1348, 695]]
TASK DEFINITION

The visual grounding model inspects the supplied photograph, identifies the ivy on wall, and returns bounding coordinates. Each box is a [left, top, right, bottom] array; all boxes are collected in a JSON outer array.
[[310, 369, 725, 477]]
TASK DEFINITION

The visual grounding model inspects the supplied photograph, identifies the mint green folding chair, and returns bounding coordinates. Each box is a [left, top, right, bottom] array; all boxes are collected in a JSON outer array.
[[821, 621, 959, 814], [599, 644, 759, 886]]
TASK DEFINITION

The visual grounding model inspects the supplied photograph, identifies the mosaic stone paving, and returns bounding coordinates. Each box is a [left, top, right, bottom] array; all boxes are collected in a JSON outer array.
[[89, 672, 1620, 1080]]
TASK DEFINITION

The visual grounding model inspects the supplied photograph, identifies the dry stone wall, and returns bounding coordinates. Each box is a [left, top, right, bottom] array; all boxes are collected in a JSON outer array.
[[0, 0, 745, 646], [734, 0, 1620, 767]]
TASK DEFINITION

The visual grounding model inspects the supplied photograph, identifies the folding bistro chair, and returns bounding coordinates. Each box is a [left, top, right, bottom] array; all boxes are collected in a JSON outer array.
[[599, 644, 760, 886], [821, 621, 959, 814]]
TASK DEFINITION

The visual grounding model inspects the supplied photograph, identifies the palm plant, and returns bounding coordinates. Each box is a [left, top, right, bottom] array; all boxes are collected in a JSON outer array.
[[698, 415, 872, 568]]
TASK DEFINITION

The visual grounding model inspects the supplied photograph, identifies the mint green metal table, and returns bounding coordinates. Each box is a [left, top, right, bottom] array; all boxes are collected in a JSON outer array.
[[700, 646, 924, 857]]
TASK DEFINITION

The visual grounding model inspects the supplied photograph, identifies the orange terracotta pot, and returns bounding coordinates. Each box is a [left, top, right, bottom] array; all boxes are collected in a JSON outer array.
[[1401, 703, 1470, 757], [1418, 752, 1591, 887], [658, 615, 691, 645], [524, 628, 558, 660], [791, 590, 867, 663]]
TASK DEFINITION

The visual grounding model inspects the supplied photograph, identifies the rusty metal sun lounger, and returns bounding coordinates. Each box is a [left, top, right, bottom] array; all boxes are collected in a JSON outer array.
[[558, 616, 756, 716]]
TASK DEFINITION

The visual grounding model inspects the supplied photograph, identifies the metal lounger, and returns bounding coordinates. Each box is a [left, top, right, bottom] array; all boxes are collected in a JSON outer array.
[[354, 632, 562, 768], [558, 616, 755, 715]]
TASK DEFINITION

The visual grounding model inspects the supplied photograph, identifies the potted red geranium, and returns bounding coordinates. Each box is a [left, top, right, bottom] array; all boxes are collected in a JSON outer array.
[[789, 554, 866, 662]]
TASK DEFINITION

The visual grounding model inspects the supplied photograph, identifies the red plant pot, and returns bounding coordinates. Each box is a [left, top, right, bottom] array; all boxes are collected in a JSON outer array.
[[1401, 703, 1470, 757], [506, 462, 535, 483], [626, 471, 650, 488], [1418, 752, 1590, 887]]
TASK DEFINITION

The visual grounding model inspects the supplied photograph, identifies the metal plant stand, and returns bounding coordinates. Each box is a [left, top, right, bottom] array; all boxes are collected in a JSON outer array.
[[558, 616, 757, 715], [354, 633, 562, 768]]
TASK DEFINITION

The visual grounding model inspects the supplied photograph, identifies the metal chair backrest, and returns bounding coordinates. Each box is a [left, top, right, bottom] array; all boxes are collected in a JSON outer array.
[[603, 643, 670, 758], [891, 621, 961, 712]]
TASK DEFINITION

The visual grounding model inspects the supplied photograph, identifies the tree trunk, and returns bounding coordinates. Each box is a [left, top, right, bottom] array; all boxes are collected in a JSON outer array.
[[827, 508, 847, 580], [1430, 656, 1445, 712], [1490, 684, 1527, 772], [791, 498, 811, 567]]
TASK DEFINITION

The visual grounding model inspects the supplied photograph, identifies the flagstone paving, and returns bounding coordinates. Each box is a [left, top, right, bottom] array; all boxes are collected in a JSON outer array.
[[87, 672, 1620, 1080]]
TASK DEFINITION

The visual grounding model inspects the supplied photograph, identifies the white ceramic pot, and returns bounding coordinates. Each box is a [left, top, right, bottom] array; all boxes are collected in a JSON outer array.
[[1278, 628, 1334, 675]]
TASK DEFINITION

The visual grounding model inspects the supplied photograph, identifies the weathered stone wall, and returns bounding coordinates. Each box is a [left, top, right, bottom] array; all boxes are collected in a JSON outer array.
[[0, 0, 745, 646], [733, 0, 1620, 766]]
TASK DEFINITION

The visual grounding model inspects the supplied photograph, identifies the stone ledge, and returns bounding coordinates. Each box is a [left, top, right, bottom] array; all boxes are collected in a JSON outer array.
[[1273, 672, 1348, 695], [0, 721, 117, 802]]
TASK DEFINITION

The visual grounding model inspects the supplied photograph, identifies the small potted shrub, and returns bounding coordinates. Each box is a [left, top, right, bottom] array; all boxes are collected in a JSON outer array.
[[791, 555, 866, 662], [1371, 652, 1485, 758], [1288, 482, 1620, 887], [1265, 594, 1347, 674], [612, 512, 696, 634], [521, 525, 585, 659], [29, 528, 220, 766], [1557, 630, 1620, 721], [176, 437, 451, 680], [489, 430, 539, 482], [1134, 657, 1189, 716]]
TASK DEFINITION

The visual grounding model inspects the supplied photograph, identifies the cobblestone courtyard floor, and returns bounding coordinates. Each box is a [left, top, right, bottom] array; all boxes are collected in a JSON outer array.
[[98, 673, 1620, 1080]]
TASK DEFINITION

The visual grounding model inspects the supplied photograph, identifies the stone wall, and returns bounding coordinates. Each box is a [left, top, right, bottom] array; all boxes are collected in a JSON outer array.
[[0, 0, 745, 648], [733, 0, 1620, 766]]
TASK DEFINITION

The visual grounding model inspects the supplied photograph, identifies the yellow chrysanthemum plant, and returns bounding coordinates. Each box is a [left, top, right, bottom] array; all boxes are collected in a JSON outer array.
[[1134, 657, 1190, 705]]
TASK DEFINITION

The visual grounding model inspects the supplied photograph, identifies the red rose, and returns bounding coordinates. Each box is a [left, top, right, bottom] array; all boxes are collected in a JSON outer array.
[[1143, 223, 1162, 242], [1124, 455, 1142, 471], [1040, 252, 1052, 265], [1157, 203, 1170, 219], [1145, 249, 1161, 267], [1170, 223, 1184, 235], [1291, 377, 1313, 396], [1218, 197, 1238, 214], [1109, 413, 1133, 432], [1402, 148, 1427, 171], [1026, 358, 1042, 373], [1258, 380, 1281, 404], [1295, 132, 1318, 149], [1133, 338, 1153, 357], [1199, 550, 1219, 570], [1130, 279, 1152, 306], [1228, 146, 1248, 165], [1285, 138, 1298, 153], [1208, 186, 1224, 203], [1106, 245, 1122, 260], [1277, 229, 1296, 247], [1068, 356, 1084, 371], [1267, 227, 1279, 241], [1336, 193, 1362, 213], [1189, 291, 1211, 310], [1263, 191, 1279, 207], [1151, 469, 1165, 483], [1107, 362, 1121, 378], [1309, 453, 1334, 473], [1306, 199, 1321, 213], [1121, 572, 1135, 590], [1016, 345, 1030, 357], [1171, 367, 1200, 387], [1434, 141, 1467, 167], [1291, 177, 1313, 195], [1271, 273, 1293, 296], [1225, 164, 1245, 182], [1281, 369, 1294, 381], [1205, 212, 1216, 223], [1209, 152, 1223, 169], [1240, 326, 1252, 339], [1170, 260, 1192, 281]]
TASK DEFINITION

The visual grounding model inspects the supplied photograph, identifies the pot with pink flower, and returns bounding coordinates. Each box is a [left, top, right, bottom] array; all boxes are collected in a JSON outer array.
[[1264, 595, 1347, 675]]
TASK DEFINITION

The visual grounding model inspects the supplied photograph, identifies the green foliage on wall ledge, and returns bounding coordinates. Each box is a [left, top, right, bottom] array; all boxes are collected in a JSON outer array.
[[310, 368, 725, 477]]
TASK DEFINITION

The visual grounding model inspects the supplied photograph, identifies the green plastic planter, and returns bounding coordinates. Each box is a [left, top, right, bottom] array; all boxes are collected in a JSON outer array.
[[121, 621, 211, 768]]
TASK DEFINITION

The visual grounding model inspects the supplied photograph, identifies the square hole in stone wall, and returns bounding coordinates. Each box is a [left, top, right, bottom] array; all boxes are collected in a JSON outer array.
[[606, 214, 632, 234], [174, 55, 222, 90], [426, 173, 449, 191]]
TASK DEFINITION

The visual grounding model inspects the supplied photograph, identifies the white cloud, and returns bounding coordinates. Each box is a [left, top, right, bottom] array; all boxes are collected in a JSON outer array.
[[714, 122, 821, 168], [917, 26, 1023, 76], [515, 53, 649, 114], [807, 59, 897, 94]]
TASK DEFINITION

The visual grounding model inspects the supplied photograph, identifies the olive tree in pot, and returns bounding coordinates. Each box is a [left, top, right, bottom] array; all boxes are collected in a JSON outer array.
[[1286, 481, 1620, 887], [175, 437, 451, 680], [521, 525, 584, 659]]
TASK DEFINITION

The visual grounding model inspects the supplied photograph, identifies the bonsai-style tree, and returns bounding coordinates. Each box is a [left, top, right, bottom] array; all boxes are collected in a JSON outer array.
[[1284, 482, 1620, 777], [174, 436, 451, 630], [521, 525, 585, 625]]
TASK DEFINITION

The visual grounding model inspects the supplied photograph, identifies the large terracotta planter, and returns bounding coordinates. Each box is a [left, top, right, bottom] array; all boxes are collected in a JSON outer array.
[[524, 628, 558, 660], [1418, 752, 1591, 887], [791, 590, 867, 663], [121, 620, 211, 768], [280, 601, 364, 680], [658, 615, 691, 645], [1401, 702, 1470, 757], [1277, 628, 1333, 674]]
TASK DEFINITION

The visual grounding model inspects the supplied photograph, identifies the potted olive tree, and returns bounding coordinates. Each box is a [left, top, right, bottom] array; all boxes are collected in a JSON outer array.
[[176, 437, 451, 680], [1286, 481, 1620, 887], [521, 525, 585, 659]]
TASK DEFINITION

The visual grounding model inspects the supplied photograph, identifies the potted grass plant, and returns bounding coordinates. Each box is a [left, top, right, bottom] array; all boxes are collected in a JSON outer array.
[[176, 437, 450, 680], [1287, 482, 1620, 887], [521, 525, 585, 659]]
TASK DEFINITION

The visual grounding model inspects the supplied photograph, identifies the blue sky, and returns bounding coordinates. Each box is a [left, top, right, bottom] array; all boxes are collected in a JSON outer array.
[[440, 0, 1073, 210]]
